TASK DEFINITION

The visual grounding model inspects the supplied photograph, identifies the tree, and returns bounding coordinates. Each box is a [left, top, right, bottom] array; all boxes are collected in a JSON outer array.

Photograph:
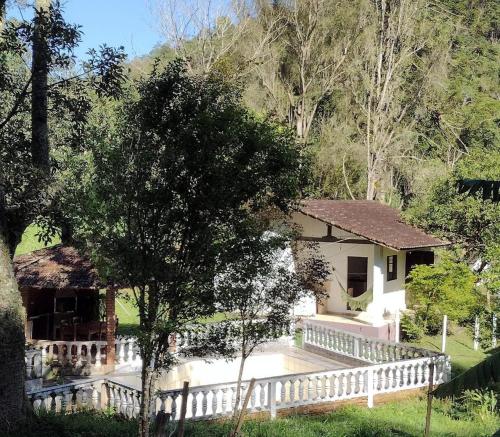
[[152, 0, 252, 74], [250, 0, 360, 144], [215, 225, 328, 417], [405, 149, 500, 264], [406, 252, 477, 333], [0, 1, 124, 428], [66, 61, 304, 437]]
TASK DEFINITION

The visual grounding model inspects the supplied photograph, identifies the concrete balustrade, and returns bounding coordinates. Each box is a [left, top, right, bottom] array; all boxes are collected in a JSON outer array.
[[302, 320, 442, 364], [26, 323, 451, 423]]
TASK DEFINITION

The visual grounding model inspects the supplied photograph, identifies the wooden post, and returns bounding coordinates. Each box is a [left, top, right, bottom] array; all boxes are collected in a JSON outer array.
[[473, 316, 480, 351], [441, 315, 447, 353], [105, 287, 116, 367], [424, 362, 435, 437], [231, 378, 256, 437], [177, 381, 189, 437], [154, 412, 169, 437]]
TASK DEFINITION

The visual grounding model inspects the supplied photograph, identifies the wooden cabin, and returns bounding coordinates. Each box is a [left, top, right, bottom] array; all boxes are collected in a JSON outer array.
[[14, 246, 116, 352]]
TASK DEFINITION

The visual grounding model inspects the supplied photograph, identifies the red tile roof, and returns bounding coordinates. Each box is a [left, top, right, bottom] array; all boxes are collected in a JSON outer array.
[[14, 245, 102, 290], [299, 200, 448, 250]]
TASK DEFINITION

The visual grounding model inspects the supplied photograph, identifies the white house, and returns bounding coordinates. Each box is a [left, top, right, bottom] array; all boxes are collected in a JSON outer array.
[[292, 200, 447, 340]]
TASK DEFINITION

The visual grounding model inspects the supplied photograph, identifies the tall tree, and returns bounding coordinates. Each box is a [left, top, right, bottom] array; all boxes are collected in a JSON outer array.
[[253, 0, 360, 143], [66, 61, 304, 437], [31, 0, 51, 174], [347, 0, 437, 201], [0, 0, 29, 427], [0, 2, 124, 428]]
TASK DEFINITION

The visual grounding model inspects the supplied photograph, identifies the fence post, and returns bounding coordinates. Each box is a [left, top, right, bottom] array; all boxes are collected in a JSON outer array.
[[367, 369, 374, 408], [268, 381, 277, 419], [492, 315, 497, 349], [177, 381, 189, 437], [441, 315, 447, 353], [41, 346, 48, 377], [473, 316, 480, 351], [395, 310, 400, 343], [424, 362, 435, 437]]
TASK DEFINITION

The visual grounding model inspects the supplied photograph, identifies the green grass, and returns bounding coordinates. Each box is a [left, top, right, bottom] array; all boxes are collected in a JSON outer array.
[[114, 292, 140, 336], [410, 326, 487, 376], [15, 224, 60, 256], [186, 397, 499, 436], [8, 397, 499, 436], [114, 289, 237, 336], [7, 411, 137, 437]]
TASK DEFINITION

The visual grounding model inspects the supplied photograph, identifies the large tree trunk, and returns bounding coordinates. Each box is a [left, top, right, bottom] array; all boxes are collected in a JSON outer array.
[[0, 235, 27, 430], [31, 0, 51, 175], [0, 4, 28, 430]]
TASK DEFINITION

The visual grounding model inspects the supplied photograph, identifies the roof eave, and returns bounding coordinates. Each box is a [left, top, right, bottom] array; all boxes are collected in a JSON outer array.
[[297, 209, 449, 251]]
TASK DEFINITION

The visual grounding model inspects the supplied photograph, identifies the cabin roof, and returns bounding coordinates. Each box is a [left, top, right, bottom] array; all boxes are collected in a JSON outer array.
[[299, 200, 448, 250], [14, 245, 102, 290]]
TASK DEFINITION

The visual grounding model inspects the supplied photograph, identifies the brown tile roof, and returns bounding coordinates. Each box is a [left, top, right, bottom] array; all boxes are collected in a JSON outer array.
[[299, 200, 448, 250], [14, 245, 102, 290]]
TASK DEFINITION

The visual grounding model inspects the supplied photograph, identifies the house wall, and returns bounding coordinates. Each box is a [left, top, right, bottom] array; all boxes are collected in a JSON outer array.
[[292, 212, 407, 323]]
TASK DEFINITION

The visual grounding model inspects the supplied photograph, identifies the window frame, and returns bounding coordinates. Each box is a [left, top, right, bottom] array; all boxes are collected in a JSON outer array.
[[387, 255, 397, 281]]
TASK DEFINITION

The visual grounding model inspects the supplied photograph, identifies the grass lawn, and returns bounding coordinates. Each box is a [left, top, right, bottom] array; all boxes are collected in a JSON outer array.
[[9, 397, 499, 436], [114, 291, 141, 336], [186, 396, 499, 437], [410, 325, 488, 377], [15, 224, 60, 256], [114, 289, 236, 336]]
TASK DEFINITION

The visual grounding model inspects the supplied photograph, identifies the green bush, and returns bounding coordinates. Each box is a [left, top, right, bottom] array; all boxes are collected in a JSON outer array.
[[421, 308, 444, 336], [406, 253, 477, 333], [449, 389, 499, 422], [400, 313, 424, 341]]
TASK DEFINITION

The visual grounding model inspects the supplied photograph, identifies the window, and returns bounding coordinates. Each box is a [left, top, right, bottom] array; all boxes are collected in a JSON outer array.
[[347, 257, 368, 297], [387, 255, 397, 281]]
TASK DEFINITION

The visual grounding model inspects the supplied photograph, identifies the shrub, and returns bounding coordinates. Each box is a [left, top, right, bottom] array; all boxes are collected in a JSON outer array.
[[400, 313, 424, 341], [421, 307, 444, 336], [406, 253, 477, 332], [449, 389, 499, 422]]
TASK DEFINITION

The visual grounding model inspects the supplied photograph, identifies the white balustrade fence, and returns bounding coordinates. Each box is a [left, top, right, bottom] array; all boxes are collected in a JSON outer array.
[[27, 323, 451, 422], [27, 354, 449, 421], [302, 320, 440, 364], [27, 336, 142, 378], [27, 321, 293, 378], [28, 379, 105, 414]]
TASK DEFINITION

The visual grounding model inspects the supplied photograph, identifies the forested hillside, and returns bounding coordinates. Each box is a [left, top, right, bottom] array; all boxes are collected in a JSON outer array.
[[135, 0, 499, 207]]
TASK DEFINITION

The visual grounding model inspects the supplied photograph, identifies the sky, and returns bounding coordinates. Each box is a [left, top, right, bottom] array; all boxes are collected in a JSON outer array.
[[7, 0, 163, 60]]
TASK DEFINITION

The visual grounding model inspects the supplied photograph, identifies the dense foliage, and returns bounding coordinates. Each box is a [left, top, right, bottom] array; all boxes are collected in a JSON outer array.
[[64, 60, 305, 436], [405, 253, 477, 334], [6, 397, 499, 437]]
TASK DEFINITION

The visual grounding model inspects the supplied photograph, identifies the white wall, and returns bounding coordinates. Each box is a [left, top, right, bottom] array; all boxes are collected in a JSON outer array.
[[292, 212, 407, 323]]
